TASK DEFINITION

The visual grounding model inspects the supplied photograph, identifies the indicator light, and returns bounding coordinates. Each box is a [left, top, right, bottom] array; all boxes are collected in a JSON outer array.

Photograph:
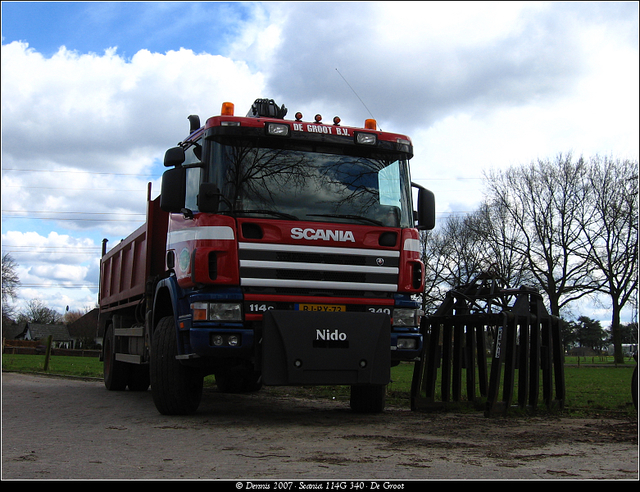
[[191, 302, 208, 321]]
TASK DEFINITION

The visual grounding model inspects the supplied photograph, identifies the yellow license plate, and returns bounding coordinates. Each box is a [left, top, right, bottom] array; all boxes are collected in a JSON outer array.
[[295, 303, 346, 312]]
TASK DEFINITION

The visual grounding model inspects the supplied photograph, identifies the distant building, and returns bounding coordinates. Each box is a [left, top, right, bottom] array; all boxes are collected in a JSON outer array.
[[17, 323, 73, 349], [1, 321, 25, 341], [566, 347, 599, 357], [68, 308, 100, 348], [5, 309, 101, 349], [607, 344, 638, 357]]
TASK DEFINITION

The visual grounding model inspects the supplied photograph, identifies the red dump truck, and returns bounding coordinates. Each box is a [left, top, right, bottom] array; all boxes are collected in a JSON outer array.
[[99, 98, 435, 414]]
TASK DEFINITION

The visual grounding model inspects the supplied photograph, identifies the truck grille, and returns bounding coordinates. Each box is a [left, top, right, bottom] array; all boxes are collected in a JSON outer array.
[[238, 242, 399, 293]]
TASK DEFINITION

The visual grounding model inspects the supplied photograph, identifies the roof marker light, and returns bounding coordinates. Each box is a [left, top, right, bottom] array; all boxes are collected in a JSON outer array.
[[314, 114, 322, 123], [221, 102, 235, 116], [364, 119, 377, 130], [333, 116, 341, 126], [295, 112, 303, 121]]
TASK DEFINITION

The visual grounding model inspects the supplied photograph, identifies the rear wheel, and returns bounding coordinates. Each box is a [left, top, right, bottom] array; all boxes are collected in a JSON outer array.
[[103, 324, 128, 391], [150, 316, 203, 415], [350, 384, 386, 413]]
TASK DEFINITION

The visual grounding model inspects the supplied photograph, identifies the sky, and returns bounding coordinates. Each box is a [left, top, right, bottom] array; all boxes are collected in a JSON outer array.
[[1, 1, 638, 324]]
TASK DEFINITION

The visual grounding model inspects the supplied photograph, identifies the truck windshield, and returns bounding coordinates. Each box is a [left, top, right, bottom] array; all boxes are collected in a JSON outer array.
[[207, 140, 414, 228]]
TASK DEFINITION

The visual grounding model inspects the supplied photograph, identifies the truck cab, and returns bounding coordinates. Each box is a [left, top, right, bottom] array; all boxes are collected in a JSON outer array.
[[100, 98, 435, 415]]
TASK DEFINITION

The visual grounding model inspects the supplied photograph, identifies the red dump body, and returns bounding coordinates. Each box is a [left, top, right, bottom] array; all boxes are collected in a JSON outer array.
[[99, 185, 169, 313]]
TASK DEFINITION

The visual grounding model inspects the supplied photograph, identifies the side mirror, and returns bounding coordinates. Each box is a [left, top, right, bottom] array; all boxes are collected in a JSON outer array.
[[412, 183, 436, 230], [198, 183, 221, 213], [164, 146, 185, 167], [160, 167, 186, 213]]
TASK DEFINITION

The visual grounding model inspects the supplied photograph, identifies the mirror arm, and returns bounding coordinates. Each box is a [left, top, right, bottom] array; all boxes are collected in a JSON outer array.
[[181, 208, 194, 220]]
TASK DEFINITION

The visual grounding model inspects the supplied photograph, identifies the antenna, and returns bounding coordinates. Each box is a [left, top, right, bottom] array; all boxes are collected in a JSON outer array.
[[335, 68, 381, 130]]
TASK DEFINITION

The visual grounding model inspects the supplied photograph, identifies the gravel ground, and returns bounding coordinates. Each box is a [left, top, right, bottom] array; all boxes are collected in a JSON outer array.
[[2, 372, 637, 481]]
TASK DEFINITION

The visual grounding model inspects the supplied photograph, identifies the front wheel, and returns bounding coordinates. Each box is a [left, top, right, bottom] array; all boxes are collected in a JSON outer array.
[[350, 384, 386, 413], [150, 316, 203, 415]]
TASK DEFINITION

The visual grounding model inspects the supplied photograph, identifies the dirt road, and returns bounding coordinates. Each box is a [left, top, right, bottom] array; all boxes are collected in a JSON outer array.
[[2, 372, 637, 481]]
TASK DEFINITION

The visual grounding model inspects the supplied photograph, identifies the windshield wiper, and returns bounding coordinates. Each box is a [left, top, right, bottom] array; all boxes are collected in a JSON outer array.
[[233, 209, 299, 221], [306, 214, 384, 226]]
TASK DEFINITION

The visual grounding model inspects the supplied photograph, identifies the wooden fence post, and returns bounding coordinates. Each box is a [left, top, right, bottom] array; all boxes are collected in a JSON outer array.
[[43, 335, 53, 371]]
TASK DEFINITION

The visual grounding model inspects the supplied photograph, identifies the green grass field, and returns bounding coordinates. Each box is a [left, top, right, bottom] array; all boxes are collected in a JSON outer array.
[[2, 353, 637, 417]]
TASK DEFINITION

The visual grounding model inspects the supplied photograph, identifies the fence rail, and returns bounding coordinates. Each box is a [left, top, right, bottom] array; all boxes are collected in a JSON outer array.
[[2, 339, 100, 357]]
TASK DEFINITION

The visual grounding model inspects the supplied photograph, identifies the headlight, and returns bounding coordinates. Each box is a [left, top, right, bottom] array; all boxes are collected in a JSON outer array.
[[355, 132, 377, 145], [191, 302, 243, 322], [396, 337, 418, 350], [395, 138, 412, 153], [266, 122, 290, 136], [393, 308, 420, 327], [209, 303, 243, 321]]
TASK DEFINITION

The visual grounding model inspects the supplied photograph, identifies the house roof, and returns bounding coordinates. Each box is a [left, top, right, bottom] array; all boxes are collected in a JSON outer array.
[[25, 323, 71, 341], [2, 321, 27, 340]]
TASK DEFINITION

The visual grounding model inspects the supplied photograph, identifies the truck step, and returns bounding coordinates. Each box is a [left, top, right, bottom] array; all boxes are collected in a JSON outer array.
[[115, 353, 144, 364], [114, 328, 144, 337]]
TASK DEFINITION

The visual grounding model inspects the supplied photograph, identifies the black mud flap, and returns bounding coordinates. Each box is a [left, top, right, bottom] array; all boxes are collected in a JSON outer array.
[[261, 310, 390, 386]]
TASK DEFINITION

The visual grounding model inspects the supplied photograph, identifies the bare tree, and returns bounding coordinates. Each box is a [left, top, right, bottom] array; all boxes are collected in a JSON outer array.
[[579, 156, 638, 363], [2, 253, 20, 320], [420, 210, 509, 314], [483, 153, 599, 316], [420, 227, 456, 314], [467, 201, 535, 289], [16, 298, 63, 325]]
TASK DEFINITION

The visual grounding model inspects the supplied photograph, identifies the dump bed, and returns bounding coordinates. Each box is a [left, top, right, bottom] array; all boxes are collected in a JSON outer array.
[[99, 185, 169, 312]]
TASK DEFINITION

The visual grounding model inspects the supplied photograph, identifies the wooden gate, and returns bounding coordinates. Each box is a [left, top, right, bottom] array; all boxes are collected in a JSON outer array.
[[411, 273, 565, 417]]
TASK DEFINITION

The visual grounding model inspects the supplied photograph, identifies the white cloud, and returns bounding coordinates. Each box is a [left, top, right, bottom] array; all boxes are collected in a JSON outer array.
[[1, 231, 100, 314], [254, 3, 583, 129], [1, 41, 267, 237], [2, 39, 268, 315], [1, 42, 265, 169]]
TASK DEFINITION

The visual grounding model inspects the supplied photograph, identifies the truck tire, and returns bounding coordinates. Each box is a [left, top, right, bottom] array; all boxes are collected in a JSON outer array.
[[103, 324, 128, 391], [350, 384, 386, 413], [150, 316, 203, 415]]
